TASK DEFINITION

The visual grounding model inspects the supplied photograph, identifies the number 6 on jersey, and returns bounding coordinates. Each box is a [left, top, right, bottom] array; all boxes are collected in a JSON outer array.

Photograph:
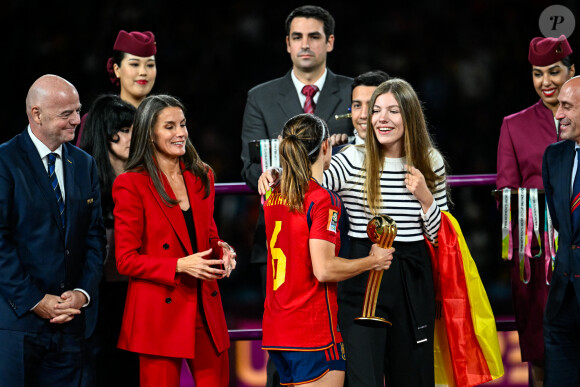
[[270, 221, 287, 290]]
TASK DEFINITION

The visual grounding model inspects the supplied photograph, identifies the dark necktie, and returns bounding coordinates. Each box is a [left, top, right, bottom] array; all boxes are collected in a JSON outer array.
[[571, 148, 580, 282], [47, 153, 65, 228], [302, 85, 319, 114]]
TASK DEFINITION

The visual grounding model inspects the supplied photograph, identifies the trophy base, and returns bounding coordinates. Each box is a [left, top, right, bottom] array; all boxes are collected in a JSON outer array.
[[354, 316, 392, 327]]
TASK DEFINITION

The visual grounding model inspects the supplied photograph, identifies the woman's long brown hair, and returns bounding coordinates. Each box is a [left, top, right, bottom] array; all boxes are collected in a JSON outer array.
[[279, 114, 329, 212], [364, 78, 447, 215], [125, 94, 211, 206]]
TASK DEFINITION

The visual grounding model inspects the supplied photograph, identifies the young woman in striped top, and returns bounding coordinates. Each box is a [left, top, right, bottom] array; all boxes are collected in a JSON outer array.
[[329, 78, 448, 387]]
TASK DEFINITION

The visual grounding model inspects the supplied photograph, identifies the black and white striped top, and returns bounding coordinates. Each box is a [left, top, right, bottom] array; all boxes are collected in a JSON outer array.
[[323, 145, 448, 242]]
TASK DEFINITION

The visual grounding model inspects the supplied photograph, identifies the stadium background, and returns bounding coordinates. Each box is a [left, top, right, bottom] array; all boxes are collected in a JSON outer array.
[[5, 1, 577, 385]]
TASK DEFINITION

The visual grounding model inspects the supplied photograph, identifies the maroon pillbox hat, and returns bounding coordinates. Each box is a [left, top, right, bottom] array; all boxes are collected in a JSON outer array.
[[528, 35, 572, 66], [113, 30, 157, 57]]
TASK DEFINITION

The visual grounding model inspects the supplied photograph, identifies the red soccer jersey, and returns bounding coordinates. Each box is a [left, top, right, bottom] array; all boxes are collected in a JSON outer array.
[[262, 179, 342, 351]]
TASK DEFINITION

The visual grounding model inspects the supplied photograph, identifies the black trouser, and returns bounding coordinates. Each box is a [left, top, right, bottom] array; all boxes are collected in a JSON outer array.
[[82, 281, 139, 387], [0, 328, 84, 387], [338, 238, 435, 387], [544, 282, 580, 387]]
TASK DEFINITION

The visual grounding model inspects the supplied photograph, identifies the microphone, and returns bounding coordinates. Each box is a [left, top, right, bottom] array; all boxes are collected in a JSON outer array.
[[335, 112, 352, 120]]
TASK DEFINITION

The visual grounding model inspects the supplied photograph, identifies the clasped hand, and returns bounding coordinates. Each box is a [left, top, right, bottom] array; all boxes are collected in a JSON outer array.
[[177, 242, 237, 280], [33, 290, 86, 324]]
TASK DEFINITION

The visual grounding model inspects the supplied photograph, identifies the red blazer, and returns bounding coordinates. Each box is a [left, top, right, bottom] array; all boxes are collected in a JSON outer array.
[[112, 166, 230, 358]]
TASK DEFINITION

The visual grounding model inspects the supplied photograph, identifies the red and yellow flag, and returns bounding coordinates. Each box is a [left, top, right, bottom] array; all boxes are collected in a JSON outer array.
[[426, 211, 504, 387]]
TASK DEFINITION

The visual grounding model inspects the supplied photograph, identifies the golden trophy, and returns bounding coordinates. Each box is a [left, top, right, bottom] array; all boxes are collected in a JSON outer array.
[[354, 215, 397, 327]]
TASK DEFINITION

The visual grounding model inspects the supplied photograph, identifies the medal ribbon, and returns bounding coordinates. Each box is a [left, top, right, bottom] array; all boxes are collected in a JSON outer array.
[[501, 188, 512, 260], [544, 198, 557, 284], [530, 188, 542, 258], [518, 188, 530, 284]]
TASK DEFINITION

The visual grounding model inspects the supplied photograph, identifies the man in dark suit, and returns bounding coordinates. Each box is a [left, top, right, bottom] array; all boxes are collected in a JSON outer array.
[[542, 75, 580, 386], [240, 5, 353, 386], [0, 74, 105, 385], [241, 5, 353, 189]]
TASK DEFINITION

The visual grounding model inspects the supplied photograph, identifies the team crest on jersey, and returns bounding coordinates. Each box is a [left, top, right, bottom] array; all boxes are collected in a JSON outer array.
[[327, 209, 338, 232]]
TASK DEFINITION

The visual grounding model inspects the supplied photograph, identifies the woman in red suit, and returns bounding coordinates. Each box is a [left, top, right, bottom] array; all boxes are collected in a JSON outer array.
[[112, 94, 236, 387]]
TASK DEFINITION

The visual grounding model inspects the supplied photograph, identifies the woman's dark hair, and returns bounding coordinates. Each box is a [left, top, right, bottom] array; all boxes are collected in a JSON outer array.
[[279, 113, 329, 212], [106, 51, 128, 87], [126, 94, 211, 205], [562, 55, 574, 70], [112, 50, 126, 68], [79, 94, 136, 225]]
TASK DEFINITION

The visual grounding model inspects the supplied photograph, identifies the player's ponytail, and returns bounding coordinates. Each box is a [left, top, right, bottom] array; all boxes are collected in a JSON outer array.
[[279, 114, 328, 212]]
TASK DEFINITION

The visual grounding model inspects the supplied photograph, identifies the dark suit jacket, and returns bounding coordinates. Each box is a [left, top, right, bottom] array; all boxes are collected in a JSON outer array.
[[542, 140, 580, 320], [240, 69, 353, 264], [0, 129, 105, 337], [113, 167, 230, 357]]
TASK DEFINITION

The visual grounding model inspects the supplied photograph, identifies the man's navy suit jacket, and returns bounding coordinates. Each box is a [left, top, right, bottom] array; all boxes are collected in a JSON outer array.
[[543, 139, 580, 320], [0, 130, 105, 337]]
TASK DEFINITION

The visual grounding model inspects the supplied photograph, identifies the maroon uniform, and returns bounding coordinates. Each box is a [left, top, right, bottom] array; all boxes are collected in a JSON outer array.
[[497, 99, 557, 190], [496, 99, 556, 362]]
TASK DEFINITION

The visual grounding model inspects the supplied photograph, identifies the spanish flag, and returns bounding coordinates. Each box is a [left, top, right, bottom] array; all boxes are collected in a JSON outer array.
[[426, 211, 504, 386]]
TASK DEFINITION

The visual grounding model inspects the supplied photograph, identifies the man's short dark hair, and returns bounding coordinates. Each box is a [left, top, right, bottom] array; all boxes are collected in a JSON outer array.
[[352, 70, 391, 93], [285, 5, 335, 41]]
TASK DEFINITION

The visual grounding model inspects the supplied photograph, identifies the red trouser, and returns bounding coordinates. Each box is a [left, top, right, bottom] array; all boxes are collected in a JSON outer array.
[[138, 325, 229, 387]]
